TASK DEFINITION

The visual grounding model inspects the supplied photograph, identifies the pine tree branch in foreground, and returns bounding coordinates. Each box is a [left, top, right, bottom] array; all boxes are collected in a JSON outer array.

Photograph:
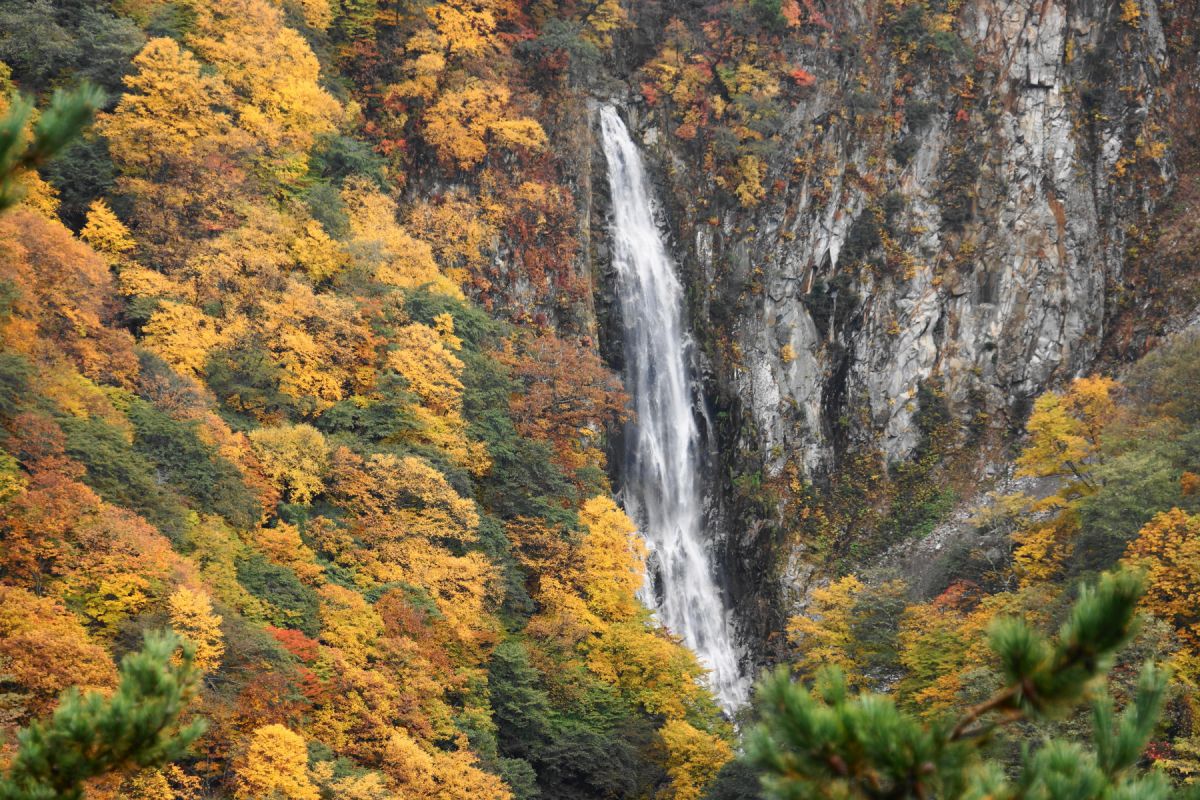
[[747, 570, 1197, 800], [0, 84, 105, 212], [0, 631, 206, 800]]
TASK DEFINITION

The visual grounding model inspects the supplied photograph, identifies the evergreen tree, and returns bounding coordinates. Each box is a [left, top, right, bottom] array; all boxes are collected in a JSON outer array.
[[0, 631, 205, 800], [746, 571, 1193, 800]]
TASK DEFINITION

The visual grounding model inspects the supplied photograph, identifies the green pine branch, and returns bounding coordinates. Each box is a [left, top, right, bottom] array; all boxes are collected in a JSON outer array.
[[746, 570, 1186, 800], [0, 631, 206, 800], [0, 84, 105, 213]]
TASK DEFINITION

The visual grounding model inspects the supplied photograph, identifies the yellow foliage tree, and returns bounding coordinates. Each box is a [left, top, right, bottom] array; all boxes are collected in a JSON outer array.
[[389, 322, 464, 415], [257, 279, 372, 409], [235, 724, 319, 800], [427, 0, 501, 56], [383, 731, 510, 800], [292, 0, 334, 30], [318, 583, 384, 667], [732, 154, 767, 207], [185, 515, 272, 620], [141, 301, 224, 378], [577, 496, 645, 623], [102, 36, 248, 256], [897, 585, 1054, 717], [577, 0, 628, 47], [80, 199, 136, 261], [103, 37, 238, 176], [423, 84, 547, 170], [187, 0, 342, 181], [247, 423, 330, 504], [332, 450, 479, 544], [1124, 508, 1200, 645], [167, 586, 225, 673], [787, 575, 865, 684], [1012, 510, 1081, 586], [586, 621, 709, 720], [406, 192, 496, 288], [388, 321, 488, 473], [309, 765, 392, 800], [1016, 376, 1117, 488], [119, 765, 202, 800], [253, 522, 324, 585], [181, 209, 294, 305], [341, 180, 462, 298], [659, 719, 734, 800], [290, 219, 346, 282]]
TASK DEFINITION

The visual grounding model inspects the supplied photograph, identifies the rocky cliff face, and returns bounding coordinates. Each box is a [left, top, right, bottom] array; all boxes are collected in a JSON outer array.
[[576, 0, 1197, 659]]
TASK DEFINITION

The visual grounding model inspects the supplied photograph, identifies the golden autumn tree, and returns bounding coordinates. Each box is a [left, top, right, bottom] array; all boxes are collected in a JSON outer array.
[[256, 280, 373, 410], [247, 423, 330, 504], [576, 495, 645, 623], [309, 765, 391, 800], [1016, 376, 1117, 488], [1011, 510, 1081, 586], [141, 302, 225, 379], [388, 317, 489, 473], [252, 522, 324, 585], [390, 321, 465, 415], [341, 180, 463, 298], [524, 495, 717, 723], [80, 199, 136, 262], [120, 765, 202, 800], [660, 719, 734, 800], [318, 584, 384, 668], [1124, 508, 1200, 645], [1002, 376, 1122, 586], [787, 575, 866, 684], [103, 35, 233, 159], [186, 0, 342, 183], [406, 192, 496, 289], [426, 0, 505, 56], [290, 220, 345, 282], [331, 449, 479, 545], [382, 730, 511, 800], [235, 725, 319, 800], [586, 621, 711, 719], [102, 37, 248, 257], [168, 587, 225, 674], [423, 84, 547, 170]]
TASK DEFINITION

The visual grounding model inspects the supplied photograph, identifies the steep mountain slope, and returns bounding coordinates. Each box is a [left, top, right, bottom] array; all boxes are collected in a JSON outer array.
[[0, 3, 734, 799]]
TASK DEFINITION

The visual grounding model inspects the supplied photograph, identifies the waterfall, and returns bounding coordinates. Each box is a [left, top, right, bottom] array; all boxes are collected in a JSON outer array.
[[599, 106, 749, 713]]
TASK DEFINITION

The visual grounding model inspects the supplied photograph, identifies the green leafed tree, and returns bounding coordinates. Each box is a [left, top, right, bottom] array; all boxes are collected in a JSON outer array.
[[745, 571, 1193, 800]]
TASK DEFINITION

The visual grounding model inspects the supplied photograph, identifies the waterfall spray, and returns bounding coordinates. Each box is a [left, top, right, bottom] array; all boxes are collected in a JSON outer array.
[[599, 106, 749, 713]]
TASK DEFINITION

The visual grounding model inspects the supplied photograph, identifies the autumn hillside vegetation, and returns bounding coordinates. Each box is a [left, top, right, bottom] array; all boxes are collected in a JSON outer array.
[[0, 2, 734, 799]]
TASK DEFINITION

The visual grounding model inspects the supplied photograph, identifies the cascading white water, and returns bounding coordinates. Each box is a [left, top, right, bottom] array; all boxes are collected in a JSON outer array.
[[599, 106, 750, 713]]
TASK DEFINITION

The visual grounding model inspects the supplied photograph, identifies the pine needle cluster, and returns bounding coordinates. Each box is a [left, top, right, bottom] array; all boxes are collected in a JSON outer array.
[[0, 631, 206, 800], [747, 571, 1196, 800], [0, 84, 104, 211]]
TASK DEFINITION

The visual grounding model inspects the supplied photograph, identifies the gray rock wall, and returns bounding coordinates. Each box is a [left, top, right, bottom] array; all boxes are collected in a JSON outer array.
[[631, 0, 1171, 477]]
